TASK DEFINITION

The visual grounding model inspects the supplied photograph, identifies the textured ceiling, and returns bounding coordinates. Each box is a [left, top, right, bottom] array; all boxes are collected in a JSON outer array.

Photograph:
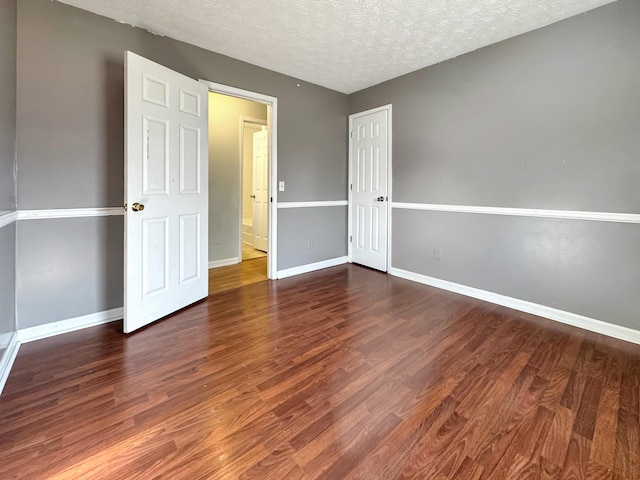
[[58, 0, 617, 93]]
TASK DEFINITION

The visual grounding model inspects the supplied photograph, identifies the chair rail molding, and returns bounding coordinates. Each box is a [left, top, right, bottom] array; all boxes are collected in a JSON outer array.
[[391, 202, 640, 224], [17, 207, 124, 220], [278, 201, 348, 209]]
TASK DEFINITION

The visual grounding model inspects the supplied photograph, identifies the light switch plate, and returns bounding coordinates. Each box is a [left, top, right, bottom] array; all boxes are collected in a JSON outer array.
[[279, 181, 285, 192]]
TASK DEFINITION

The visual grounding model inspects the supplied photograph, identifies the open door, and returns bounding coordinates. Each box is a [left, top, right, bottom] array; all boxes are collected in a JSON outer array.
[[252, 127, 269, 252], [124, 51, 209, 333]]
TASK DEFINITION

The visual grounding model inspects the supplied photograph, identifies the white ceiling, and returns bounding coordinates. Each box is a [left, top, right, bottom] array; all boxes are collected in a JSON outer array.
[[58, 0, 617, 94]]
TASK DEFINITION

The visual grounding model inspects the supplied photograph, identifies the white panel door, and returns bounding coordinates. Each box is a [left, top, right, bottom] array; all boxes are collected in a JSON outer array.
[[350, 109, 389, 271], [124, 51, 209, 333], [252, 128, 269, 252]]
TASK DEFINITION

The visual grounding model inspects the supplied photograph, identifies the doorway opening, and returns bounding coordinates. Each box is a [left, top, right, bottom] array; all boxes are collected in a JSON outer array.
[[203, 81, 278, 283]]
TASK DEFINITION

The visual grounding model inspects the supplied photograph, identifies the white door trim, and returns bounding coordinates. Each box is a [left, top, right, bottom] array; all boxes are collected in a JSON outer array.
[[348, 104, 393, 271], [239, 116, 267, 257], [200, 80, 278, 280]]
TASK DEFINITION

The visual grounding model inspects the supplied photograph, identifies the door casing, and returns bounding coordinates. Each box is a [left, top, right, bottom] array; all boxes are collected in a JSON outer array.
[[348, 104, 393, 271]]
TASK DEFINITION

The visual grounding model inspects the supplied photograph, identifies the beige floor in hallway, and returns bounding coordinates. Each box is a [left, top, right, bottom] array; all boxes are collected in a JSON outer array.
[[242, 243, 266, 261]]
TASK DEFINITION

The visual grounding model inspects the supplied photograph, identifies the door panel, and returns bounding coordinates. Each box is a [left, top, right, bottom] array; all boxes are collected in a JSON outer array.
[[142, 217, 169, 296], [350, 109, 389, 271], [180, 126, 200, 194], [143, 118, 169, 194], [125, 51, 209, 333], [179, 213, 200, 283]]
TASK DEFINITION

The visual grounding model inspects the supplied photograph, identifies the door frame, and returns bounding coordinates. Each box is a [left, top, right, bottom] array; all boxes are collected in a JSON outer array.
[[238, 116, 267, 258], [199, 80, 278, 280], [347, 104, 393, 271]]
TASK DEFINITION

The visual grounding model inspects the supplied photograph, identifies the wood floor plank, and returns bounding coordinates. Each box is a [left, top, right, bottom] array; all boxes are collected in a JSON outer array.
[[539, 406, 576, 472], [559, 432, 591, 480], [573, 376, 604, 440], [1, 263, 639, 479], [614, 409, 640, 479]]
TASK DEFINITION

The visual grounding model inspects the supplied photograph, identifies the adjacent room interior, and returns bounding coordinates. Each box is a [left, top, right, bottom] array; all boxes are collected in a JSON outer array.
[[208, 91, 269, 294], [0, 0, 639, 478]]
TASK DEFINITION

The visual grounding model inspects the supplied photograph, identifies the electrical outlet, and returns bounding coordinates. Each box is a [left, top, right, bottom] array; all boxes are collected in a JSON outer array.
[[307, 239, 313, 249], [434, 248, 442, 260], [279, 181, 285, 192]]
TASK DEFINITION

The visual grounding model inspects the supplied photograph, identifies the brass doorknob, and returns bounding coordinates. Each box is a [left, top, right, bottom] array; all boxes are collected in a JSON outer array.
[[132, 202, 145, 212]]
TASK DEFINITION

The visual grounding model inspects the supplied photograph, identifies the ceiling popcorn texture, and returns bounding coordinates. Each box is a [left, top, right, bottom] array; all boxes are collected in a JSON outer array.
[[58, 0, 618, 93]]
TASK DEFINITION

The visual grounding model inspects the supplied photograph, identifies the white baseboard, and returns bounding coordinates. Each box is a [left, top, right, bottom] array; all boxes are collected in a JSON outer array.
[[277, 256, 348, 279], [0, 333, 21, 395], [18, 307, 123, 343], [389, 267, 640, 345], [242, 233, 253, 245], [208, 257, 240, 269]]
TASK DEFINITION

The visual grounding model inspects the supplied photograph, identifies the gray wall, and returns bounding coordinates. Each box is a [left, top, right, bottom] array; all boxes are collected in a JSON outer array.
[[17, 0, 348, 210], [15, 0, 349, 328], [0, 0, 17, 213], [16, 217, 123, 329], [393, 211, 640, 329], [350, 0, 640, 329], [0, 224, 16, 346], [208, 93, 267, 262], [0, 0, 17, 350], [278, 207, 348, 270]]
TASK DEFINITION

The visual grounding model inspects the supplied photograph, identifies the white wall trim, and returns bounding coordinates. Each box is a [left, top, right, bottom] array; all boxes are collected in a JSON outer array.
[[0, 211, 18, 229], [277, 256, 348, 279], [12, 204, 636, 224], [0, 333, 20, 395], [208, 257, 240, 269], [17, 207, 124, 220], [390, 267, 640, 345], [18, 307, 123, 343], [201, 79, 278, 281], [277, 201, 348, 209], [199, 80, 276, 105], [392, 202, 640, 224]]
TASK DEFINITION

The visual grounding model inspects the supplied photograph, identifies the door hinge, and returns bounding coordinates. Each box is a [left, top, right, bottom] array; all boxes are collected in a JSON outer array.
[[350, 184, 352, 191], [350, 235, 352, 243], [270, 197, 273, 203], [350, 131, 354, 139]]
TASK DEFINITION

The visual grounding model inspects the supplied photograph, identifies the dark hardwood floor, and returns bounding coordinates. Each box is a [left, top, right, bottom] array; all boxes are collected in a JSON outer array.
[[1, 264, 639, 479]]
